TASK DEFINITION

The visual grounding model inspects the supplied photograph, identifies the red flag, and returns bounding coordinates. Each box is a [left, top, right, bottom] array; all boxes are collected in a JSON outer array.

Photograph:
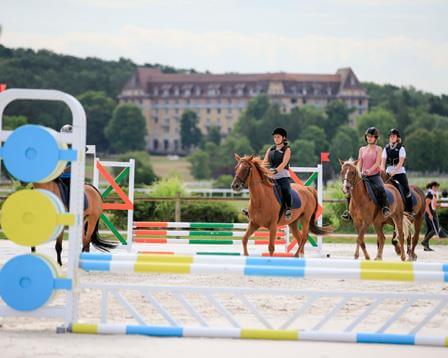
[[0, 84, 6, 92], [321, 152, 330, 163]]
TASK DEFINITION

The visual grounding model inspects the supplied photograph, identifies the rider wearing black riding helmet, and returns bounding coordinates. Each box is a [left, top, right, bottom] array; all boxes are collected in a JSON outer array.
[[341, 127, 390, 221], [380, 128, 413, 215], [264, 127, 293, 220]]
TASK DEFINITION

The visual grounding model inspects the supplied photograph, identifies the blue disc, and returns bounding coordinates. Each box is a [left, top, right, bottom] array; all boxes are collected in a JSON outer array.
[[0, 254, 55, 311], [0, 125, 60, 182]]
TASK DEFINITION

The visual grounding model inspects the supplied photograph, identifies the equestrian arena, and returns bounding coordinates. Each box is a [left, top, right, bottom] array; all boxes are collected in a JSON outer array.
[[0, 90, 447, 358]]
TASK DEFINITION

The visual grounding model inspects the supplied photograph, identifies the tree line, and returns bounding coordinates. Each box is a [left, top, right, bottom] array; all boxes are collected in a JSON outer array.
[[1, 44, 448, 179]]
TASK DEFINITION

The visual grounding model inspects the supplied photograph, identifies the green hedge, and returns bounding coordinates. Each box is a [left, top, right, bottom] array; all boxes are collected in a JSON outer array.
[[110, 200, 240, 228]]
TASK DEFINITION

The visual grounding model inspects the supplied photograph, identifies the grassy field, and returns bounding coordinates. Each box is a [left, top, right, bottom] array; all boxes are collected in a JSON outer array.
[[150, 155, 194, 182]]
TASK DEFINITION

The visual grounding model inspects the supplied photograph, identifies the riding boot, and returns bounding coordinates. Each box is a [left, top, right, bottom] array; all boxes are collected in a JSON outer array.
[[377, 188, 391, 218], [405, 194, 414, 215], [421, 237, 434, 251]]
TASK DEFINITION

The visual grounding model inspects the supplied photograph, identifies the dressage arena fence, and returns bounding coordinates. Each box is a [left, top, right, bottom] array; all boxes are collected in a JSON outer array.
[[0, 89, 446, 348]]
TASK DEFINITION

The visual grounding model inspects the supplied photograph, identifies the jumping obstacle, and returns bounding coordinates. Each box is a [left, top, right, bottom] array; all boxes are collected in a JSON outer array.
[[0, 89, 85, 326], [1, 89, 447, 348], [133, 221, 290, 256], [79, 252, 448, 282], [93, 157, 135, 249]]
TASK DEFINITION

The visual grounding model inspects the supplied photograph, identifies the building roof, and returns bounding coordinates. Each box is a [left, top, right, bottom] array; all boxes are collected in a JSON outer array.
[[121, 67, 367, 97]]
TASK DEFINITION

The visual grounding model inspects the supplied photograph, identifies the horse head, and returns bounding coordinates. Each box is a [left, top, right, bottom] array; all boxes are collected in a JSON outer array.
[[339, 159, 360, 197], [231, 154, 253, 192]]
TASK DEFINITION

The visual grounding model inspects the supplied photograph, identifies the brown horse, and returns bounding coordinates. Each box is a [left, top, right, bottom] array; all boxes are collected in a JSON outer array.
[[231, 154, 332, 257], [33, 181, 117, 265], [380, 172, 426, 261], [340, 159, 414, 261]]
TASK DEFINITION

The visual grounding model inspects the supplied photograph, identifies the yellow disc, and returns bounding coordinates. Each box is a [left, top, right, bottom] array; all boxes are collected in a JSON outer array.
[[1, 190, 74, 246]]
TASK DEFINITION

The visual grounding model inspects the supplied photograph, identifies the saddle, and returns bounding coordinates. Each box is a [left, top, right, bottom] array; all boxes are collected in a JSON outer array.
[[57, 180, 89, 211], [364, 180, 394, 209], [272, 183, 302, 209], [388, 179, 418, 207]]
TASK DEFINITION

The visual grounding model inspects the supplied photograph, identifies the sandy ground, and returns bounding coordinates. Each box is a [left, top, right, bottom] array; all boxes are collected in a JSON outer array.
[[1, 240, 447, 358]]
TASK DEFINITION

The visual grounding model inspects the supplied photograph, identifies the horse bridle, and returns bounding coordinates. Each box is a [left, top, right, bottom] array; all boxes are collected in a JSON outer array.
[[234, 161, 251, 188], [342, 167, 364, 195]]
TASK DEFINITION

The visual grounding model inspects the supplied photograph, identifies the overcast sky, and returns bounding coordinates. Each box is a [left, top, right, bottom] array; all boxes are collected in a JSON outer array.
[[1, 0, 447, 94]]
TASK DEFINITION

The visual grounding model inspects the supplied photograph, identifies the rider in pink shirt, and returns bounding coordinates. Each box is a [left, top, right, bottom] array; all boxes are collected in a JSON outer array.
[[341, 127, 391, 220]]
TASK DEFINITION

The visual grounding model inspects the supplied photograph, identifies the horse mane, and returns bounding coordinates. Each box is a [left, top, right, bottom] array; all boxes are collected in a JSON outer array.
[[241, 155, 274, 186], [343, 158, 361, 177]]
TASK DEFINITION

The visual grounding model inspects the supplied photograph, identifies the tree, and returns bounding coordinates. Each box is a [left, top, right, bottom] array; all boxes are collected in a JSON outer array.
[[180, 110, 202, 151], [330, 127, 359, 172], [324, 100, 351, 140], [117, 151, 157, 185], [405, 129, 434, 172], [290, 139, 317, 167], [78, 91, 115, 152], [188, 150, 211, 179], [299, 125, 328, 157], [207, 126, 221, 145], [356, 108, 397, 146], [105, 104, 146, 153], [213, 175, 233, 189], [3, 115, 27, 130]]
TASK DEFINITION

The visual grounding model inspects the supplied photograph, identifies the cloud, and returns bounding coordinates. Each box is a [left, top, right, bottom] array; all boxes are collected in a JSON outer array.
[[2, 26, 447, 94]]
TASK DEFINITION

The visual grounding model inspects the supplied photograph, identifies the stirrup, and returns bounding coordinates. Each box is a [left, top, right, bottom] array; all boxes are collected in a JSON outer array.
[[285, 209, 292, 220], [341, 210, 352, 222], [382, 207, 391, 218]]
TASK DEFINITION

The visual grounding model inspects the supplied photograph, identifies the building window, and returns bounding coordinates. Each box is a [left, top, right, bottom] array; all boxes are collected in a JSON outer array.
[[302, 88, 307, 95], [164, 140, 169, 150], [291, 98, 297, 104], [153, 139, 159, 150], [217, 108, 221, 114], [186, 99, 190, 105], [174, 140, 179, 151], [154, 117, 158, 124], [164, 99, 169, 105], [207, 108, 211, 114], [359, 99, 363, 106], [303, 98, 307, 104]]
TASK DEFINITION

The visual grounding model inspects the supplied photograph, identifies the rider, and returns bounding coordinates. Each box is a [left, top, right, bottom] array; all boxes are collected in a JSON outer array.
[[341, 127, 391, 220], [264, 127, 292, 220], [421, 181, 440, 251], [59, 124, 73, 191], [380, 128, 413, 215]]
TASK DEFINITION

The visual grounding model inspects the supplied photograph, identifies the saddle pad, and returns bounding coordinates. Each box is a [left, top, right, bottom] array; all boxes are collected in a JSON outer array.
[[390, 179, 418, 207], [364, 180, 394, 209], [273, 184, 302, 209], [57, 181, 88, 211]]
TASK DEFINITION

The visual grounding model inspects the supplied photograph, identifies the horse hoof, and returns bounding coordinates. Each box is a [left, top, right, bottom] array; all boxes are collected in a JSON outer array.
[[374, 257, 382, 261]]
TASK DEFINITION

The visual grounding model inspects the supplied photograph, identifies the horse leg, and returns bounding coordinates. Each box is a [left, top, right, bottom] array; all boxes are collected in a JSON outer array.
[[289, 222, 302, 258], [409, 216, 423, 261], [268, 225, 278, 257], [242, 221, 259, 256], [55, 233, 63, 266], [393, 216, 406, 261], [373, 222, 385, 261], [297, 217, 311, 258], [82, 218, 92, 252], [356, 224, 370, 260]]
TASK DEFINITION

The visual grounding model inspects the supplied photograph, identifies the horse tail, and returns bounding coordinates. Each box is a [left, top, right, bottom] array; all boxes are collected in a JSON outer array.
[[90, 219, 118, 252], [402, 214, 415, 242], [88, 183, 117, 252], [308, 187, 333, 235]]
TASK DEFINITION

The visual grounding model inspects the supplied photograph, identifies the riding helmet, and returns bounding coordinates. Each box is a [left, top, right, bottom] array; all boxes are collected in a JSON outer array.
[[272, 127, 287, 138], [364, 127, 379, 141], [60, 124, 73, 133], [388, 128, 401, 138]]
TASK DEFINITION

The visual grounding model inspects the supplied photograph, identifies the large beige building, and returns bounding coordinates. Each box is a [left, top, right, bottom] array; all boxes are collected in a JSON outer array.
[[118, 67, 368, 154]]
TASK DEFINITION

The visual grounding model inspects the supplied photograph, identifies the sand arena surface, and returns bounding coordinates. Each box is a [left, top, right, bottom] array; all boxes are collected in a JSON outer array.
[[1, 240, 447, 358]]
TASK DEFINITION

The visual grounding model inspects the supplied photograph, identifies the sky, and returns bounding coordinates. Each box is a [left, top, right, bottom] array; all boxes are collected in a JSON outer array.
[[1, 0, 447, 94]]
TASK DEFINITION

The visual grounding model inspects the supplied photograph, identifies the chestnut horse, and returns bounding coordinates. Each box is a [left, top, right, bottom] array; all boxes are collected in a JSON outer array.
[[33, 181, 116, 265], [340, 159, 414, 261], [231, 154, 332, 257], [381, 172, 426, 261]]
